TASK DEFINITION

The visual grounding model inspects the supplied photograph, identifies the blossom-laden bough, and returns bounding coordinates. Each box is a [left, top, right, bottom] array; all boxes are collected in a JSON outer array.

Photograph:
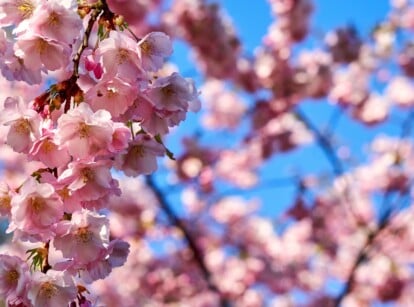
[[0, 0, 199, 306]]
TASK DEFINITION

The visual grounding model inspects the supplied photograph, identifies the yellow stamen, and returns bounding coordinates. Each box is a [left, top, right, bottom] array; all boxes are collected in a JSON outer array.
[[78, 123, 90, 138], [35, 39, 47, 54], [57, 187, 70, 200], [17, 0, 34, 19], [140, 41, 152, 55], [48, 11, 60, 26], [6, 269, 19, 285], [117, 49, 130, 64], [0, 195, 11, 212], [31, 197, 44, 213], [81, 168, 94, 183], [14, 118, 31, 135], [39, 282, 57, 299], [76, 227, 92, 243], [41, 140, 54, 153]]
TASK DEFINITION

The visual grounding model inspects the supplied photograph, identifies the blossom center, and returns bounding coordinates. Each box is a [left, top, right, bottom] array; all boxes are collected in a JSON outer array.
[[58, 187, 70, 200], [31, 197, 45, 213], [140, 41, 152, 55], [106, 87, 118, 98], [42, 140, 54, 153], [17, 0, 34, 19], [76, 227, 92, 243], [39, 282, 57, 299], [117, 49, 130, 64], [48, 12, 60, 26], [132, 145, 145, 157], [15, 118, 31, 134], [6, 269, 19, 285], [0, 195, 11, 211], [81, 168, 94, 183], [161, 85, 175, 98], [78, 123, 90, 138], [35, 39, 47, 54]]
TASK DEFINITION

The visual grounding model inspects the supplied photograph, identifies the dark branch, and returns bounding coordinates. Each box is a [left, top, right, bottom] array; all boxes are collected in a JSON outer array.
[[294, 108, 344, 175], [41, 241, 52, 273], [333, 213, 390, 307], [72, 6, 102, 79], [334, 111, 414, 306], [145, 175, 229, 307], [294, 108, 368, 225]]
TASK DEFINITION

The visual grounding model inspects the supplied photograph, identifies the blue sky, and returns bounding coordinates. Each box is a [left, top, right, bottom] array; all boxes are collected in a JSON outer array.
[[172, 0, 391, 72], [161, 2, 403, 303], [220, 0, 390, 50], [165, 0, 395, 220]]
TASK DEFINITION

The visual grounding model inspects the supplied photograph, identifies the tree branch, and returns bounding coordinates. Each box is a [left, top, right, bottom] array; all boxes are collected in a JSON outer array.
[[145, 175, 229, 307], [294, 108, 344, 175], [333, 213, 390, 307], [72, 5, 102, 79], [334, 111, 414, 306], [294, 108, 369, 226]]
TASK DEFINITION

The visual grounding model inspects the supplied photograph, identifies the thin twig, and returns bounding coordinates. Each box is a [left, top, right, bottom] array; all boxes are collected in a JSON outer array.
[[72, 7, 102, 79], [126, 26, 141, 42], [324, 106, 344, 136], [333, 235, 373, 306], [145, 175, 229, 307], [333, 206, 392, 306], [41, 241, 52, 273], [294, 108, 368, 226], [295, 108, 344, 175], [334, 111, 414, 306]]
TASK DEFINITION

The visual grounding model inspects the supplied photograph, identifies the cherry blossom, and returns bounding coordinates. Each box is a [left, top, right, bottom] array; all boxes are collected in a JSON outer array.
[[15, 33, 70, 71], [137, 32, 173, 72], [27, 270, 77, 307], [0, 254, 30, 306], [55, 103, 113, 160], [7, 177, 63, 242], [53, 209, 109, 266], [0, 0, 414, 306], [114, 134, 165, 176], [0, 0, 37, 26], [1, 96, 41, 153], [97, 30, 143, 81], [22, 0, 82, 44]]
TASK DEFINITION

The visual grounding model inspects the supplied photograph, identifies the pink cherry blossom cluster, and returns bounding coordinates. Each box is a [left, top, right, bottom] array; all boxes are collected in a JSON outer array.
[[2, 0, 414, 306], [164, 0, 241, 80], [0, 0, 199, 306], [89, 0, 414, 306]]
